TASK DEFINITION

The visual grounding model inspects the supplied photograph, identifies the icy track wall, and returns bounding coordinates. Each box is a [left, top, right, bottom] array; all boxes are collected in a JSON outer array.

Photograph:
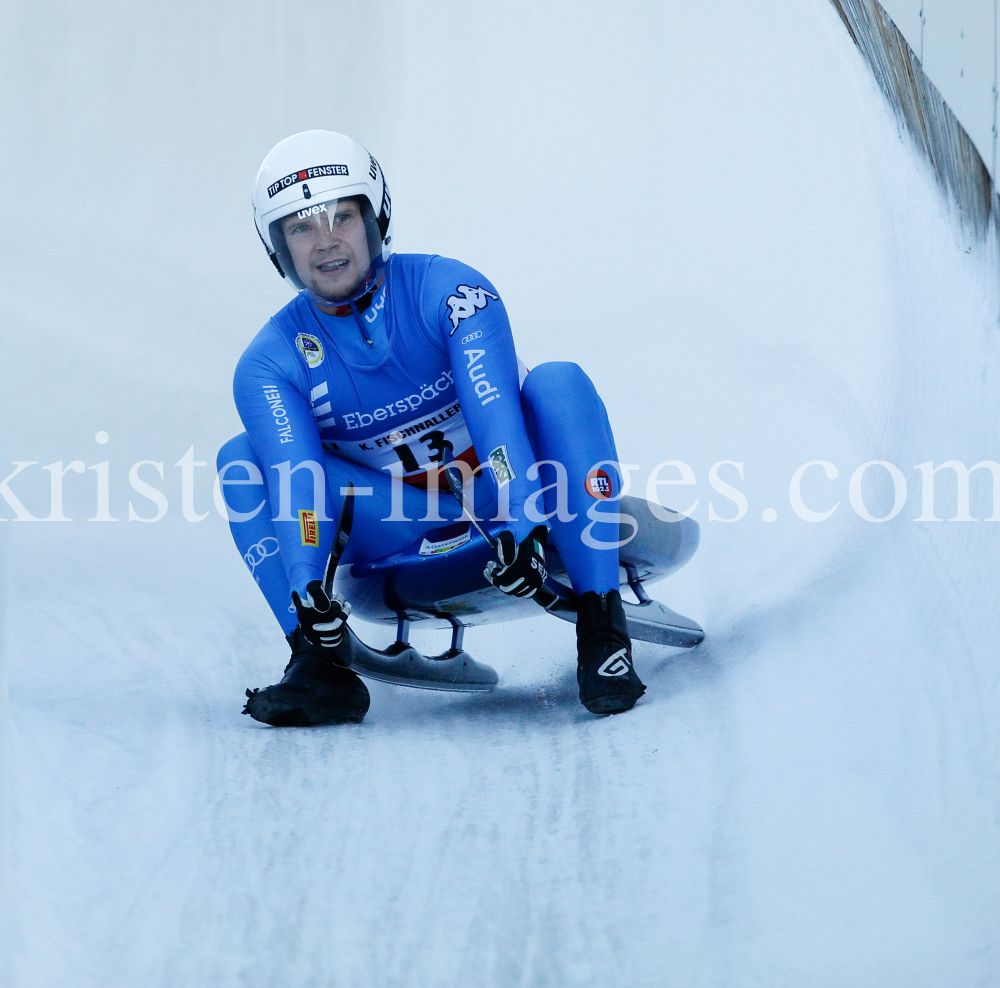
[[878, 0, 1000, 180], [831, 0, 997, 240], [2, 1, 1000, 986]]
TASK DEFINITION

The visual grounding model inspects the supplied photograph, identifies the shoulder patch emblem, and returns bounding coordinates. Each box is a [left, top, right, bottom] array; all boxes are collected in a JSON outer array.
[[295, 333, 324, 368], [447, 285, 499, 335]]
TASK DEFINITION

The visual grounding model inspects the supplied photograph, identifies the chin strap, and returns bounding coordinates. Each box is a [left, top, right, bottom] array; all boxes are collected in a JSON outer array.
[[349, 298, 375, 346]]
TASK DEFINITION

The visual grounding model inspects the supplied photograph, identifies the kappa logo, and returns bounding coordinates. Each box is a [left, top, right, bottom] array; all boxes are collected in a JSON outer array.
[[447, 285, 499, 334], [597, 648, 631, 677], [296, 333, 324, 369]]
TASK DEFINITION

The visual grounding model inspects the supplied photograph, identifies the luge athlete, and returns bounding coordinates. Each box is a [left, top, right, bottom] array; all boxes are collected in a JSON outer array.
[[219, 130, 645, 726]]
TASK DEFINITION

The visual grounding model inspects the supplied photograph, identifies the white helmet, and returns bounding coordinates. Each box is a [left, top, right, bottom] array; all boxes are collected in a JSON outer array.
[[253, 130, 392, 305]]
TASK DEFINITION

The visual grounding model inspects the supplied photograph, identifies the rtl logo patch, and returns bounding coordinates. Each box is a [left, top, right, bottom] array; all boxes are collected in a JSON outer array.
[[585, 469, 613, 499]]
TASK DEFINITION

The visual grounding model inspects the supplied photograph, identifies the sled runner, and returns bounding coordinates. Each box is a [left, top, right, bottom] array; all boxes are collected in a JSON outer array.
[[336, 494, 704, 692]]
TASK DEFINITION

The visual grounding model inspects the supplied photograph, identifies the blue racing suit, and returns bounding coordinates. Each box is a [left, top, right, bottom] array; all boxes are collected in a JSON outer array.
[[218, 253, 625, 634]]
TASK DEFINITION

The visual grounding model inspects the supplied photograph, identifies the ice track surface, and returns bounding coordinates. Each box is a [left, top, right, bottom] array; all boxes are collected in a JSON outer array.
[[2, 1, 999, 986]]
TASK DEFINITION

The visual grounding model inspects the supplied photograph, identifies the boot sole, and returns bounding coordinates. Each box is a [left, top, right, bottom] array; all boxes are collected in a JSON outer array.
[[582, 692, 642, 715], [245, 685, 368, 727]]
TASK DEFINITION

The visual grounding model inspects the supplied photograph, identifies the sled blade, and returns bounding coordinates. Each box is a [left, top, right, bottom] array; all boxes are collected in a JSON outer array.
[[344, 627, 499, 692], [621, 599, 705, 648], [546, 596, 704, 649]]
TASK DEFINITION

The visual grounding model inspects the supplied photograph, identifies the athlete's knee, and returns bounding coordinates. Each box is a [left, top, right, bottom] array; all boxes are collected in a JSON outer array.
[[522, 361, 596, 404], [217, 432, 256, 473]]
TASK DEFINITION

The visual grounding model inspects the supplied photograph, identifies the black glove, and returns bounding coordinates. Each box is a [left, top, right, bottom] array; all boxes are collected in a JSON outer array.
[[291, 580, 352, 649], [484, 525, 549, 598]]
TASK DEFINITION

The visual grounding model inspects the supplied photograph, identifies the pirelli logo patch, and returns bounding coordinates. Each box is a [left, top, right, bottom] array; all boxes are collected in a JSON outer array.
[[298, 509, 320, 547]]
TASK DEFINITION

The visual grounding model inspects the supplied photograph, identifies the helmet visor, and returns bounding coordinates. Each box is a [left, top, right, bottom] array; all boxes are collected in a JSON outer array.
[[269, 195, 384, 304]]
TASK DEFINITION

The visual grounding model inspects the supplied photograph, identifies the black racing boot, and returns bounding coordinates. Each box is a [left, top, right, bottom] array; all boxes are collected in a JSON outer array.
[[576, 590, 646, 715], [242, 627, 370, 727]]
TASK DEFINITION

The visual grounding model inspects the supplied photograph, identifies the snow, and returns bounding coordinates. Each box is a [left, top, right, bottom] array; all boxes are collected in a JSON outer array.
[[2, 1, 999, 985]]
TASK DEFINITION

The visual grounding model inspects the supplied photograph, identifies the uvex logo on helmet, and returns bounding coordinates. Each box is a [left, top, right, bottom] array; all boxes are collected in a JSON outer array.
[[267, 164, 349, 198]]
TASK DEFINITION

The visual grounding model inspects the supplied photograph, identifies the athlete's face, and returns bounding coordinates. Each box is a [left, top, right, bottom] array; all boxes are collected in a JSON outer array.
[[282, 199, 371, 300]]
